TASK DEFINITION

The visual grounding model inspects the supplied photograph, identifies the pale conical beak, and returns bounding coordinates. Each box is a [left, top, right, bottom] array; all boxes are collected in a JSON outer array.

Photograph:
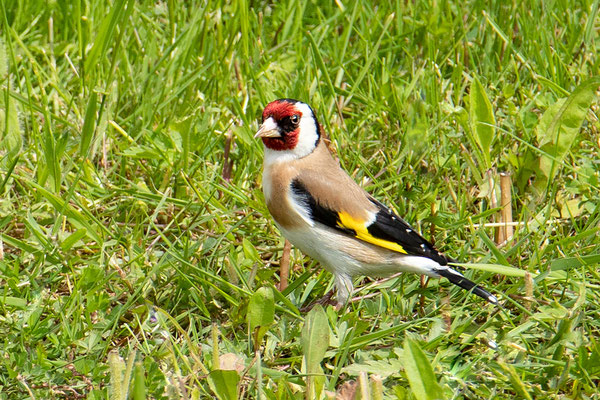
[[254, 117, 281, 138]]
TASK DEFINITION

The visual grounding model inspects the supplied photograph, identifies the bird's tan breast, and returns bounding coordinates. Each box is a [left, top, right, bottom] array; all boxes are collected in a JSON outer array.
[[262, 139, 377, 229], [263, 163, 306, 229]]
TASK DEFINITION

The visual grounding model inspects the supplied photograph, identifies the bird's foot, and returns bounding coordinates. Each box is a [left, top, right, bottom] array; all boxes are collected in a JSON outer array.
[[300, 289, 336, 312]]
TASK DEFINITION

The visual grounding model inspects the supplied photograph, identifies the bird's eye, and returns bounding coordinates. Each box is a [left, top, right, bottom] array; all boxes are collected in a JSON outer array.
[[290, 115, 300, 125]]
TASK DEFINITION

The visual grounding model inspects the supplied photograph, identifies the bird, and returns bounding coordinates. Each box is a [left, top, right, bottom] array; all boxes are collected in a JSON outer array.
[[255, 98, 498, 308]]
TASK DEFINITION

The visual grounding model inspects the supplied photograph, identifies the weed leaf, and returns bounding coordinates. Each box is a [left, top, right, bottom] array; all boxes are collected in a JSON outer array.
[[469, 76, 496, 169], [301, 305, 329, 373], [534, 76, 600, 193], [247, 286, 275, 345], [208, 369, 240, 400], [402, 338, 445, 400]]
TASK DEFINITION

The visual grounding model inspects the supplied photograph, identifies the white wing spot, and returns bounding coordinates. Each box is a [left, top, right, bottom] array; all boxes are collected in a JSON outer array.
[[288, 186, 315, 227], [420, 243, 426, 249], [406, 228, 412, 233]]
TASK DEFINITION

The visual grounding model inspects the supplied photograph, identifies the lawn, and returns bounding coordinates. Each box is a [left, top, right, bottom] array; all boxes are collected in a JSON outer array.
[[1, 0, 599, 398]]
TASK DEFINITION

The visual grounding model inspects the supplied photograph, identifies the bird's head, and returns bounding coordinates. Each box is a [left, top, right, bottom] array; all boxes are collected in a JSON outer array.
[[255, 99, 320, 159]]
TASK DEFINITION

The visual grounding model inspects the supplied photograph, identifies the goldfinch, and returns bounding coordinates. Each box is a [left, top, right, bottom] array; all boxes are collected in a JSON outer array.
[[256, 99, 497, 307]]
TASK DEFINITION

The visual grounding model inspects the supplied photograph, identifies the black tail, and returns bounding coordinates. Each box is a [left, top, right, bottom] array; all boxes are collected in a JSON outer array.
[[435, 268, 498, 304]]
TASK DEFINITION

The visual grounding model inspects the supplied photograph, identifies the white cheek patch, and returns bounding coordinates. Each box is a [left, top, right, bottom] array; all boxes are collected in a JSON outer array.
[[292, 102, 319, 158], [261, 102, 320, 167]]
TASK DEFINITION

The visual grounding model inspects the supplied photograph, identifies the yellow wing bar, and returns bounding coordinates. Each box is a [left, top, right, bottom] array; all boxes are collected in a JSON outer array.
[[337, 212, 407, 254]]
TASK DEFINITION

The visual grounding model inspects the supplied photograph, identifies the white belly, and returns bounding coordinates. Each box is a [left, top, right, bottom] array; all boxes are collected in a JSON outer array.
[[278, 222, 444, 278]]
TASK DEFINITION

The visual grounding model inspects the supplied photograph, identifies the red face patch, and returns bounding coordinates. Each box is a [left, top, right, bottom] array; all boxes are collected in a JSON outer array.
[[262, 135, 299, 151], [262, 100, 301, 121], [261, 100, 303, 151]]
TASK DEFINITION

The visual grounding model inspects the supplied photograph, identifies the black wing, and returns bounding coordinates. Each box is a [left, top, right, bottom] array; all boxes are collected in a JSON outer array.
[[366, 197, 450, 265], [291, 179, 449, 264], [291, 180, 497, 304]]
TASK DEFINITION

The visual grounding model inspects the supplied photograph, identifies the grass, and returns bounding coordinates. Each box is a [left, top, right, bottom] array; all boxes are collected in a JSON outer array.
[[0, 0, 599, 398]]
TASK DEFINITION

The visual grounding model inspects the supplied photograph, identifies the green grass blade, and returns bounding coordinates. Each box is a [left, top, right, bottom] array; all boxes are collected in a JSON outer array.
[[497, 362, 532, 400], [455, 262, 528, 277], [584, 0, 600, 47], [307, 32, 337, 99], [550, 254, 600, 271], [25, 181, 102, 243], [132, 361, 146, 400], [84, 0, 128, 79], [79, 90, 97, 159], [0, 152, 18, 192]]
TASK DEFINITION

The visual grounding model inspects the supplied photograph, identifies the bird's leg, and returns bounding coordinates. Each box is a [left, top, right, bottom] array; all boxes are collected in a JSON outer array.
[[299, 273, 353, 312], [419, 275, 428, 315], [346, 273, 403, 306], [278, 239, 292, 291], [333, 273, 353, 311]]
